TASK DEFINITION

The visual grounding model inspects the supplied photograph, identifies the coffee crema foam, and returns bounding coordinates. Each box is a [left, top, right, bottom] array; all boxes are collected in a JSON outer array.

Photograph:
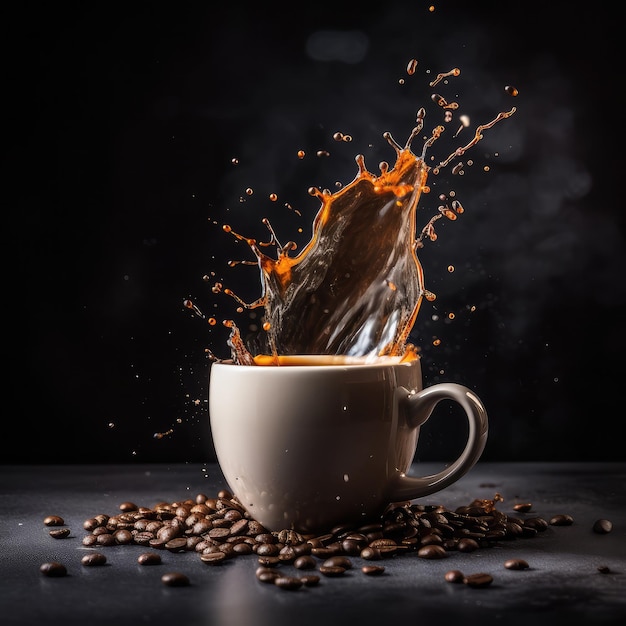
[[252, 354, 407, 366], [191, 62, 516, 366]]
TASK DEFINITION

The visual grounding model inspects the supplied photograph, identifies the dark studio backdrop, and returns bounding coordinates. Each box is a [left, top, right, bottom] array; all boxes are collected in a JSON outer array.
[[6, 1, 625, 465]]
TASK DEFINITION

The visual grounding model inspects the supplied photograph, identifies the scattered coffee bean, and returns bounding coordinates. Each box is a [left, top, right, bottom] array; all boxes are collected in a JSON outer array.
[[319, 565, 346, 577], [360, 546, 382, 560], [256, 542, 280, 556], [49, 528, 71, 539], [322, 556, 353, 570], [294, 555, 316, 570], [138, 552, 162, 566], [165, 538, 188, 553], [597, 565, 611, 574], [96, 533, 116, 547], [161, 572, 190, 587], [592, 519, 613, 534], [81, 552, 107, 566], [200, 551, 227, 565], [43, 515, 65, 527], [114, 529, 134, 545], [232, 542, 253, 555], [512, 503, 532, 513], [457, 538, 479, 553], [463, 572, 493, 588], [299, 574, 321, 586], [523, 517, 548, 531], [417, 544, 447, 559], [256, 567, 280, 583], [444, 569, 464, 583], [274, 576, 303, 590], [504, 558, 529, 570], [549, 514, 574, 526], [362, 565, 385, 576], [40, 562, 67, 577], [74, 491, 577, 593]]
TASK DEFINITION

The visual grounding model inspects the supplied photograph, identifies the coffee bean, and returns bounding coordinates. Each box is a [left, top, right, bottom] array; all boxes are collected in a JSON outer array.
[[278, 546, 297, 562], [161, 572, 190, 587], [134, 532, 154, 546], [592, 519, 613, 534], [114, 529, 134, 545], [311, 547, 337, 558], [165, 538, 188, 552], [229, 519, 249, 536], [319, 565, 346, 577], [417, 544, 447, 559], [444, 569, 464, 583], [512, 503, 532, 513], [40, 562, 67, 577], [256, 567, 280, 583], [322, 556, 352, 570], [549, 514, 574, 526], [43, 515, 65, 527], [457, 537, 479, 552], [300, 574, 321, 586], [341, 539, 361, 555], [360, 546, 382, 560], [463, 572, 493, 588], [200, 551, 226, 564], [158, 526, 183, 542], [96, 533, 116, 546], [257, 543, 280, 556], [362, 565, 385, 576], [81, 552, 107, 566], [504, 558, 529, 570], [294, 555, 316, 570], [524, 517, 548, 531], [274, 576, 303, 590], [597, 565, 611, 574], [232, 542, 253, 555], [119, 501, 138, 512], [49, 528, 71, 539], [138, 552, 162, 566], [420, 533, 443, 546]]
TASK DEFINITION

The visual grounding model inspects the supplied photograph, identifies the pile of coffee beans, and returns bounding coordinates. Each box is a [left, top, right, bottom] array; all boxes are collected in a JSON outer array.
[[40, 490, 613, 590]]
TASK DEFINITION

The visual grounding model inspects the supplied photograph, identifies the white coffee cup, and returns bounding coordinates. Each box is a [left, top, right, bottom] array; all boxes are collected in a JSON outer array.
[[209, 355, 488, 533]]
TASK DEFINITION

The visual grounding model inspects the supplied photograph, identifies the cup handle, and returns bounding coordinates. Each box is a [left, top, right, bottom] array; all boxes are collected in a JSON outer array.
[[387, 383, 489, 502]]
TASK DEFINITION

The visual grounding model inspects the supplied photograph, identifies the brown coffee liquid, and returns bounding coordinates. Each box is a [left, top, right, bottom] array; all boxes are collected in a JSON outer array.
[[208, 65, 516, 366]]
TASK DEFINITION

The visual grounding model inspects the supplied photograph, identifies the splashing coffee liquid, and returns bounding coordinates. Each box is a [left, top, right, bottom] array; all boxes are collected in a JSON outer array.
[[205, 65, 516, 366]]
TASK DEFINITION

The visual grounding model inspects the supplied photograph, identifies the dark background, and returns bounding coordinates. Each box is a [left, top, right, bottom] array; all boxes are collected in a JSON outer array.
[[6, 1, 625, 464]]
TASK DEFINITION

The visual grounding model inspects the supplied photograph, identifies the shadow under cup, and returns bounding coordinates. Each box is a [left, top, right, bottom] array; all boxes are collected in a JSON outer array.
[[208, 356, 488, 534]]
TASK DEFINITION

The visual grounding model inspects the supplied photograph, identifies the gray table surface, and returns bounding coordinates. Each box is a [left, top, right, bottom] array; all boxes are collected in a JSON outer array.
[[1, 462, 625, 626]]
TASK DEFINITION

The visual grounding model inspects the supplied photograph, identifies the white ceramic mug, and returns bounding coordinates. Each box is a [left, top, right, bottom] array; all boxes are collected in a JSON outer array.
[[209, 355, 488, 533]]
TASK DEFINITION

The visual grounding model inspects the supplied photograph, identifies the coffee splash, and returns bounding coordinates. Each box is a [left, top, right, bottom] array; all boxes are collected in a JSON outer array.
[[191, 64, 516, 366]]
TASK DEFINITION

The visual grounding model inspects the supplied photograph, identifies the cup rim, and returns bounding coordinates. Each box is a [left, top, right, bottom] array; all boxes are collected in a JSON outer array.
[[212, 354, 417, 367]]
